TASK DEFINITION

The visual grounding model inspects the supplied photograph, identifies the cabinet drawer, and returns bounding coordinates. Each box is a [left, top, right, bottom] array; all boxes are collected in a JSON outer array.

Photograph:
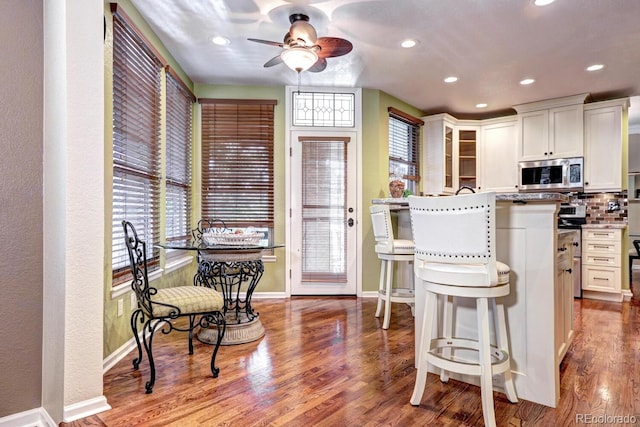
[[583, 252, 621, 267], [583, 229, 621, 242], [583, 240, 621, 255], [582, 266, 621, 293]]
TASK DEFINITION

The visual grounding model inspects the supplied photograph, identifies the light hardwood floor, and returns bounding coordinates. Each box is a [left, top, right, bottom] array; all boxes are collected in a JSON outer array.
[[63, 289, 640, 427]]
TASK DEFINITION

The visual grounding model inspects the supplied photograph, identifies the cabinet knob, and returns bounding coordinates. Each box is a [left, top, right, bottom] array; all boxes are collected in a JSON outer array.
[[549, 151, 553, 155], [544, 152, 548, 155], [565, 268, 572, 274], [585, 182, 589, 186]]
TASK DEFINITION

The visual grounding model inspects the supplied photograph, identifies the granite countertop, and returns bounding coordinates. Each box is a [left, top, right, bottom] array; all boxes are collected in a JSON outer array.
[[372, 192, 569, 205], [582, 223, 627, 229]]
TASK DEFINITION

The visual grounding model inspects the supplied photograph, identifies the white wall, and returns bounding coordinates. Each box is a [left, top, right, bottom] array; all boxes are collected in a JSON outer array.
[[42, 0, 109, 423]]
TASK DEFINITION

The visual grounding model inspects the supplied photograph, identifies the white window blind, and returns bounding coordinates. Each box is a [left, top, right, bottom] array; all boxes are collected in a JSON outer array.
[[300, 136, 350, 282], [388, 107, 422, 194], [111, 9, 162, 282], [200, 99, 276, 238], [165, 71, 194, 243]]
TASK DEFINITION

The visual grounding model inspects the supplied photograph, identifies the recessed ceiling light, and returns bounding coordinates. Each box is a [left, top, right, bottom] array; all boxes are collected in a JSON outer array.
[[211, 36, 230, 46], [476, 103, 488, 109], [520, 78, 535, 85], [533, 0, 555, 6], [586, 64, 604, 72], [401, 39, 417, 48], [444, 76, 458, 83]]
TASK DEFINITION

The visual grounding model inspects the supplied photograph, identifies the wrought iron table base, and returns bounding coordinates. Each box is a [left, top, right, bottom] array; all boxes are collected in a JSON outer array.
[[195, 252, 265, 345]]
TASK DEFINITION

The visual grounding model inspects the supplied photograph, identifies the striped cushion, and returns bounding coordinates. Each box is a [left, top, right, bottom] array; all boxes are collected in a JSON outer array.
[[150, 286, 224, 317]]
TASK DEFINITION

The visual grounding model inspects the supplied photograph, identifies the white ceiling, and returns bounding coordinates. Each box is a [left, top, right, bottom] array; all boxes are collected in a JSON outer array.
[[130, 0, 640, 124]]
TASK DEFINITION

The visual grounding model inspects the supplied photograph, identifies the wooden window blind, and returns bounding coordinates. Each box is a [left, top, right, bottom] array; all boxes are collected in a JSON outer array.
[[165, 71, 194, 243], [111, 9, 162, 282], [200, 99, 276, 234], [388, 107, 422, 194]]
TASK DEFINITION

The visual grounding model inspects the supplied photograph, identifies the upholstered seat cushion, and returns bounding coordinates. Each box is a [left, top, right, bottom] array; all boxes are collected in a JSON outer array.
[[150, 286, 224, 317], [375, 239, 415, 255], [414, 259, 510, 287]]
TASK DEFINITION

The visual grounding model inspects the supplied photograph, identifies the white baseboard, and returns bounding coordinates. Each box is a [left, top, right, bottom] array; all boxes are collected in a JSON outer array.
[[622, 289, 634, 301], [251, 291, 288, 299], [361, 291, 378, 298], [0, 407, 56, 427], [62, 396, 111, 423], [103, 334, 138, 374]]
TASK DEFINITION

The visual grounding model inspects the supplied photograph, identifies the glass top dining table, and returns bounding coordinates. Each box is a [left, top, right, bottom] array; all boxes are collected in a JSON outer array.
[[156, 240, 283, 345]]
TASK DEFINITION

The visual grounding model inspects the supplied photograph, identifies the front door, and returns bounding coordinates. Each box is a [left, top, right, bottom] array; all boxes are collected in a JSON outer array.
[[290, 130, 358, 295]]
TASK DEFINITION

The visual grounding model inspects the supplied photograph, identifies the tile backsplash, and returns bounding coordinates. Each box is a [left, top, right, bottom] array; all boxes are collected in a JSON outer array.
[[568, 191, 627, 224]]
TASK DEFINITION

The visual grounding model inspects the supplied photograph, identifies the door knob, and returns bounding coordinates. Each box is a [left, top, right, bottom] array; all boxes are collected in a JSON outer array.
[[347, 218, 354, 227]]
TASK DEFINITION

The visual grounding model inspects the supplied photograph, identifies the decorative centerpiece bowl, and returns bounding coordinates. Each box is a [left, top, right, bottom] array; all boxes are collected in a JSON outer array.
[[202, 229, 264, 246]]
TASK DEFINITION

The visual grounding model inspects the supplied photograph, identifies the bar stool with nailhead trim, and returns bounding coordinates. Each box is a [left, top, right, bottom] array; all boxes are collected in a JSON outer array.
[[408, 192, 517, 427], [370, 204, 415, 330]]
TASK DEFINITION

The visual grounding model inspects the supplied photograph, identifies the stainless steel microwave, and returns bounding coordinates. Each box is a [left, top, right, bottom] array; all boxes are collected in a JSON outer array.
[[518, 157, 583, 192]]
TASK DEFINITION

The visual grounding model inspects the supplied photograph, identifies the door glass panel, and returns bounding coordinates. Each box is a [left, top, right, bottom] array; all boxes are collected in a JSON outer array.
[[301, 138, 348, 282]]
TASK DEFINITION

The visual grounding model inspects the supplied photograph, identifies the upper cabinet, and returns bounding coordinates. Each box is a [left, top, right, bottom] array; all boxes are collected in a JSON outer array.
[[583, 98, 629, 193], [423, 114, 480, 195], [479, 117, 518, 193], [514, 93, 588, 161]]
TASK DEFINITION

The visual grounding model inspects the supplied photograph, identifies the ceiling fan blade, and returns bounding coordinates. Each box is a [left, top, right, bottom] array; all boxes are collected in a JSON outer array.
[[316, 37, 353, 58], [248, 38, 284, 48], [308, 58, 327, 73], [263, 55, 283, 68]]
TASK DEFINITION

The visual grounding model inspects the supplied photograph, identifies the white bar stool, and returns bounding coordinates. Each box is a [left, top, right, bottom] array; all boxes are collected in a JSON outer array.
[[370, 204, 415, 329], [408, 192, 517, 427]]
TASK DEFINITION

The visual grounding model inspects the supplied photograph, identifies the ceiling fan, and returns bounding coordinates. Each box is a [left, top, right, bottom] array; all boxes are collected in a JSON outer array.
[[248, 13, 353, 73]]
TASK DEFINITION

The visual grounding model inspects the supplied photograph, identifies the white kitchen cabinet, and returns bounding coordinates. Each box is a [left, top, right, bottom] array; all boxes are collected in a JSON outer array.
[[556, 231, 575, 363], [582, 227, 623, 301], [583, 98, 629, 193], [479, 117, 518, 193], [422, 114, 479, 195], [514, 93, 588, 162]]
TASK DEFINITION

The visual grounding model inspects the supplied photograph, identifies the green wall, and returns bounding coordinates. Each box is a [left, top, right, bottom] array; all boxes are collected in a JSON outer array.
[[360, 90, 424, 293]]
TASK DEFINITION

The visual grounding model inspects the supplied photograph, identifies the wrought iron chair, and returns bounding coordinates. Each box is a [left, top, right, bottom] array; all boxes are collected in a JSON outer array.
[[122, 220, 226, 393]]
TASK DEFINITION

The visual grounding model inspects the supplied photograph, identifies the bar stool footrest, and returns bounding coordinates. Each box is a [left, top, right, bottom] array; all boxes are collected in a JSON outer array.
[[379, 288, 415, 303], [426, 337, 511, 377]]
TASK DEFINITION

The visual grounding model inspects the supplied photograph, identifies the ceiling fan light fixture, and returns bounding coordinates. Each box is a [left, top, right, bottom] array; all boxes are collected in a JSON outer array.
[[281, 46, 318, 72]]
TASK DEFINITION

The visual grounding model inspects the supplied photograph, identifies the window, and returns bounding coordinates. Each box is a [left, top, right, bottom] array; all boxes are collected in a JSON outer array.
[[292, 92, 355, 127], [165, 70, 194, 244], [111, 8, 163, 283], [388, 107, 423, 195], [200, 99, 276, 243]]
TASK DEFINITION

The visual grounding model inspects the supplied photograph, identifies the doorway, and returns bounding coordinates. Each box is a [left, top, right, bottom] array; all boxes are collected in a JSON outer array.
[[289, 130, 358, 295]]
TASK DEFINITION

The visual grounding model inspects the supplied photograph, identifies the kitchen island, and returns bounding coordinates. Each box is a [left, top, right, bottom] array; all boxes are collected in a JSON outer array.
[[372, 193, 568, 408]]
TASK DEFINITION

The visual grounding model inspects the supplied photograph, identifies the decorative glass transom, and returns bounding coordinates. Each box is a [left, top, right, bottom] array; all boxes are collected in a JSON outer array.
[[292, 92, 355, 127]]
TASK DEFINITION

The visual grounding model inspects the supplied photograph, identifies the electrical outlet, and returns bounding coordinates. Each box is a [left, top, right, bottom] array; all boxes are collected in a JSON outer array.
[[117, 298, 124, 317], [130, 293, 137, 310]]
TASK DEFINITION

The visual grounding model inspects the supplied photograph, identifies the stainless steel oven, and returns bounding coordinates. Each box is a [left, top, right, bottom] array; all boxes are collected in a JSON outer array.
[[558, 204, 586, 298], [519, 157, 584, 192]]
